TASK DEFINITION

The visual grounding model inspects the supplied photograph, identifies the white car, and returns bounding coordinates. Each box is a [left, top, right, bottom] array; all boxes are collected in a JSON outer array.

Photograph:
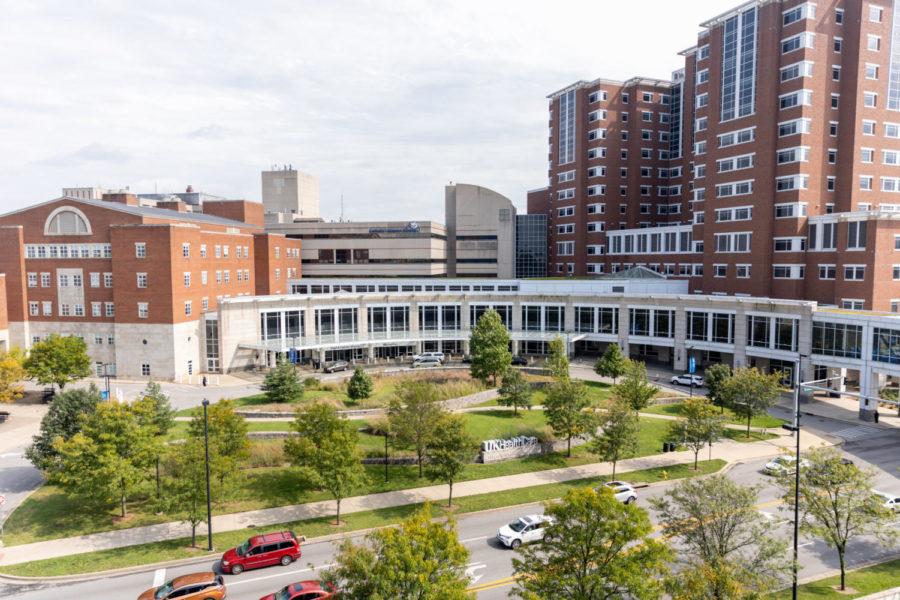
[[763, 455, 810, 476], [873, 491, 900, 513], [412, 351, 445, 363], [670, 374, 704, 387], [599, 481, 637, 504], [496, 514, 555, 549], [412, 356, 442, 368]]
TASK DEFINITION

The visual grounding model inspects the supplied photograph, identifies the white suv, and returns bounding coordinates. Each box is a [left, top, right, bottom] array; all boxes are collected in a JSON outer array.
[[670, 374, 704, 387], [413, 351, 445, 363], [496, 514, 554, 549], [599, 481, 637, 504]]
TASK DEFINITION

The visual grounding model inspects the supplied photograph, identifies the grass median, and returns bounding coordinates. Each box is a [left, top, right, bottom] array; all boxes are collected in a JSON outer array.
[[0, 459, 725, 578], [770, 557, 900, 599]]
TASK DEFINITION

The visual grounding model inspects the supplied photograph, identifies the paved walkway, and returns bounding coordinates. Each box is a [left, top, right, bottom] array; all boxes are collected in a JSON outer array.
[[0, 427, 833, 567]]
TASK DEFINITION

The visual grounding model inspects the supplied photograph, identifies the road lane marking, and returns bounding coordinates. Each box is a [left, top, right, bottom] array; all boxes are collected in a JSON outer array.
[[460, 534, 491, 544], [0, 453, 22, 459], [465, 562, 487, 585], [152, 568, 166, 587], [228, 563, 334, 587]]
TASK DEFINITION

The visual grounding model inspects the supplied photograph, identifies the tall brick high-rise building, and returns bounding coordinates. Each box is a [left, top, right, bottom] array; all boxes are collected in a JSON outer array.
[[534, 0, 900, 311]]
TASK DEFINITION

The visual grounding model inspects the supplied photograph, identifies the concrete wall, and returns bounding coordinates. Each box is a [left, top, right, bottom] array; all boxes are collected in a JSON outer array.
[[261, 169, 319, 219], [445, 183, 516, 278]]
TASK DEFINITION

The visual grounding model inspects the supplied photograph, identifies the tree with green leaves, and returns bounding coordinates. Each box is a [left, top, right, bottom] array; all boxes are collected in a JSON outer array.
[[321, 503, 470, 600], [613, 359, 657, 413], [346, 366, 373, 401], [667, 396, 725, 470], [261, 358, 304, 404], [285, 401, 368, 524], [512, 487, 670, 599], [546, 336, 570, 382], [53, 399, 161, 517], [387, 381, 445, 477], [468, 309, 512, 386], [0, 348, 25, 404], [594, 343, 627, 383], [425, 414, 475, 507], [778, 446, 897, 591], [25, 384, 102, 471], [163, 439, 222, 547], [138, 380, 175, 436], [589, 396, 638, 478], [703, 363, 732, 413], [544, 379, 596, 457], [720, 367, 782, 437], [497, 368, 533, 415], [651, 475, 788, 599], [24, 334, 92, 391], [187, 399, 250, 491]]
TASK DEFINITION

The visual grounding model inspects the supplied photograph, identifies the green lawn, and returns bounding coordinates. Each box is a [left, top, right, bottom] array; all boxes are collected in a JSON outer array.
[[643, 402, 785, 429], [770, 558, 900, 599], [474, 379, 615, 408], [165, 419, 293, 440], [0, 460, 725, 578]]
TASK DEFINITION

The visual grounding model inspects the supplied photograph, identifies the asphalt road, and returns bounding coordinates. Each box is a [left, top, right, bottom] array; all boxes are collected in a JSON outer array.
[[2, 426, 897, 600]]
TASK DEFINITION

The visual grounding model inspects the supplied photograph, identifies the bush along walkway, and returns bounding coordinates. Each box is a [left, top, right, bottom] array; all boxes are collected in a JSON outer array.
[[0, 428, 832, 569]]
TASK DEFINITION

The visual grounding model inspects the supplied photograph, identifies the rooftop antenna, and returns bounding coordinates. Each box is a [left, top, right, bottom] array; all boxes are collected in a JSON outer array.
[[340, 194, 345, 222]]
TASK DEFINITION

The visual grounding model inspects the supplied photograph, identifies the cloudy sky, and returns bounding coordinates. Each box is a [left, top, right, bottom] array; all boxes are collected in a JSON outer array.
[[0, 0, 738, 222]]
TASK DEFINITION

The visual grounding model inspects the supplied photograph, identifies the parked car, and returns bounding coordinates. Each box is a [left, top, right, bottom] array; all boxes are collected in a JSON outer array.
[[323, 360, 350, 373], [597, 481, 637, 504], [41, 387, 55, 403], [259, 580, 336, 600], [412, 356, 442, 368], [138, 572, 226, 600], [496, 514, 555, 549], [510, 356, 528, 366], [221, 530, 304, 575], [412, 351, 445, 363], [763, 455, 810, 476], [670, 374, 704, 387], [873, 490, 900, 513], [0, 411, 9, 424]]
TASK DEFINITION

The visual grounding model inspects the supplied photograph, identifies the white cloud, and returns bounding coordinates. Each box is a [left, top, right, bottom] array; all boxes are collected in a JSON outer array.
[[0, 0, 739, 221]]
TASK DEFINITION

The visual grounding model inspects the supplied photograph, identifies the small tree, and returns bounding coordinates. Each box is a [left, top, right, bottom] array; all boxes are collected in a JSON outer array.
[[497, 368, 533, 415], [426, 414, 475, 507], [0, 348, 25, 403], [53, 399, 161, 517], [512, 487, 670, 599], [164, 439, 223, 547], [387, 381, 445, 477], [667, 396, 725, 469], [721, 367, 782, 437], [613, 359, 657, 413], [544, 379, 595, 457], [139, 380, 175, 436], [346, 367, 373, 401], [187, 399, 250, 491], [589, 396, 638, 477], [321, 504, 470, 599], [594, 343, 627, 383], [468, 309, 512, 386], [703, 363, 732, 413], [25, 384, 102, 471], [285, 401, 368, 524], [24, 334, 92, 391], [651, 475, 788, 598], [546, 336, 570, 382], [261, 358, 304, 404], [778, 446, 898, 591]]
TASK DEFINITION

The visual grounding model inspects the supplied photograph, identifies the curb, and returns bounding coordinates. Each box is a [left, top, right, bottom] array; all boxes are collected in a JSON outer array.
[[0, 461, 731, 586]]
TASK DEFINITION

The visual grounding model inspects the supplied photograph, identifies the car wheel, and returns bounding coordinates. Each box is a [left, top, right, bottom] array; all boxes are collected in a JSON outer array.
[[625, 496, 636, 504], [510, 539, 522, 549], [280, 555, 292, 566], [230, 564, 243, 575]]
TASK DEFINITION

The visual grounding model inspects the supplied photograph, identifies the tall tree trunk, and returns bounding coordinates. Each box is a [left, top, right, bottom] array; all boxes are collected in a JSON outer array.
[[448, 481, 453, 507], [418, 450, 424, 478], [121, 493, 126, 518], [694, 450, 699, 470], [191, 523, 197, 548], [612, 458, 617, 478], [746, 415, 752, 438], [567, 435, 572, 458], [336, 498, 342, 525], [839, 547, 846, 590]]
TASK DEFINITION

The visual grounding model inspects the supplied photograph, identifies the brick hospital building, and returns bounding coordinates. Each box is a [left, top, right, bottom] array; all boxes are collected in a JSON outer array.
[[531, 0, 900, 312]]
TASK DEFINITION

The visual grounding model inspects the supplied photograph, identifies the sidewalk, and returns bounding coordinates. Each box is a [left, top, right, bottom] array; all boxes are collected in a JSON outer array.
[[790, 395, 900, 430], [0, 428, 832, 567]]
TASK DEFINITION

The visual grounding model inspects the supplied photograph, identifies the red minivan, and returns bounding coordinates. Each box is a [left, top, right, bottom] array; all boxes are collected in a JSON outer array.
[[221, 531, 305, 575]]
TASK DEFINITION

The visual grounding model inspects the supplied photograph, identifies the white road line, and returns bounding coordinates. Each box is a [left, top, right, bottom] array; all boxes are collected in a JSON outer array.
[[229, 563, 335, 587], [152, 568, 166, 587], [465, 562, 487, 585], [460, 535, 491, 544], [0, 453, 22, 459], [798, 541, 815, 548]]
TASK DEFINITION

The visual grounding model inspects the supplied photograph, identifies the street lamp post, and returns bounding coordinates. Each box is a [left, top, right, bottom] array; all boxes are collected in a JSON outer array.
[[202, 398, 213, 552], [790, 355, 808, 600]]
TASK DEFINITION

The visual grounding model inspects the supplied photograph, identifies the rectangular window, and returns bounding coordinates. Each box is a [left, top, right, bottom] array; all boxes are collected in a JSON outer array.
[[181, 243, 190, 258], [104, 273, 113, 288], [105, 302, 115, 317], [847, 221, 867, 249], [138, 303, 149, 319], [720, 7, 758, 121], [844, 265, 865, 280], [136, 273, 147, 288], [135, 243, 146, 258]]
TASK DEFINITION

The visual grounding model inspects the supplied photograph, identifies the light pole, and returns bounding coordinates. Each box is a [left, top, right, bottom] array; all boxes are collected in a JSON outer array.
[[789, 354, 808, 600], [202, 398, 213, 552]]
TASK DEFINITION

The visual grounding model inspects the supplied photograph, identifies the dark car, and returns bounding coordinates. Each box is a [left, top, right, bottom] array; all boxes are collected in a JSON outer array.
[[259, 580, 336, 600], [138, 572, 226, 600], [511, 356, 528, 366], [323, 360, 350, 373], [221, 530, 304, 575]]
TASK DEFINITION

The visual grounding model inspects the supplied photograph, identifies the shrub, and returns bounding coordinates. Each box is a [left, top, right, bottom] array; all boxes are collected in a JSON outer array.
[[319, 382, 340, 393], [303, 377, 320, 390], [347, 367, 374, 401], [247, 441, 286, 468]]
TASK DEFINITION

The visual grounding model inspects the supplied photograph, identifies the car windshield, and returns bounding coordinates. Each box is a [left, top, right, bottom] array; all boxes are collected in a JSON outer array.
[[155, 582, 175, 600], [274, 588, 292, 600], [236, 541, 250, 556], [508, 519, 529, 532]]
